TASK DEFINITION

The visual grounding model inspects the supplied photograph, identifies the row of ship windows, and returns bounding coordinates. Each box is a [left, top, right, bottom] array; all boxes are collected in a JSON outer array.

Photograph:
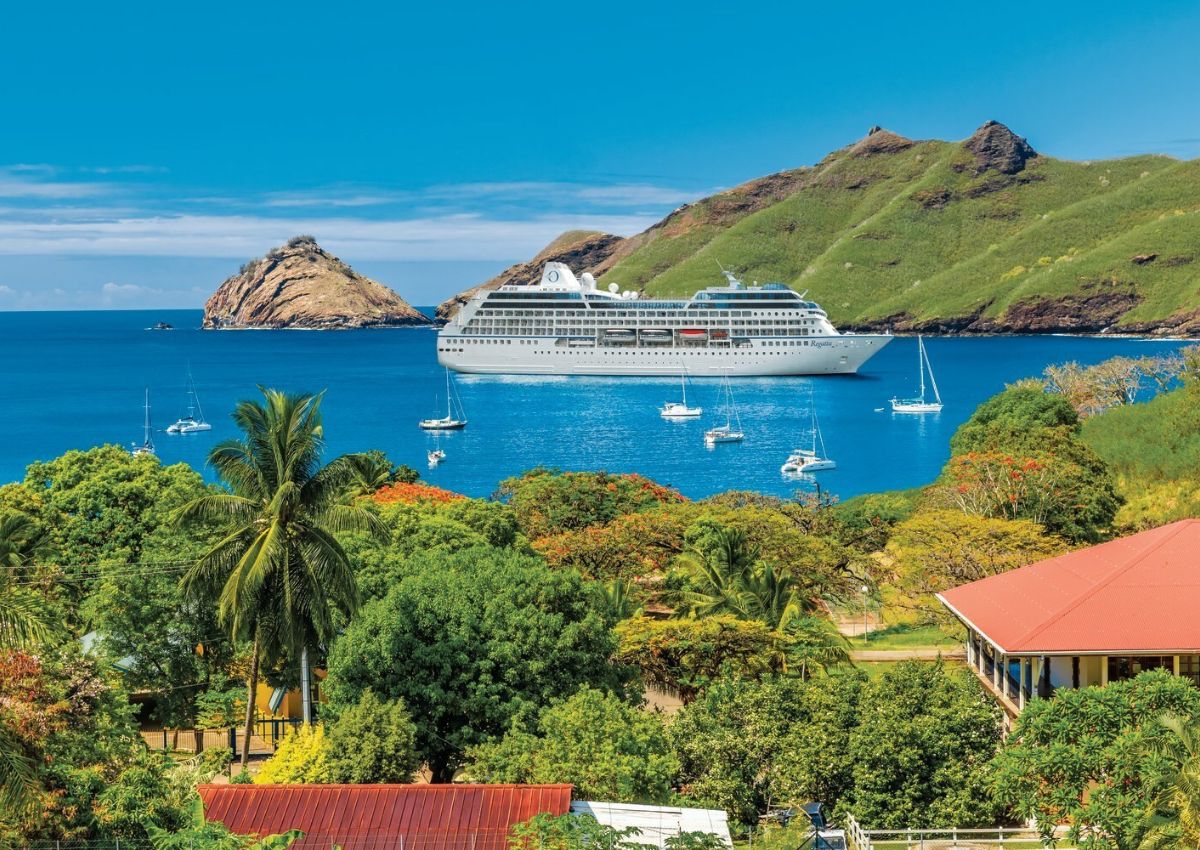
[[477, 309, 813, 319], [439, 338, 830, 350]]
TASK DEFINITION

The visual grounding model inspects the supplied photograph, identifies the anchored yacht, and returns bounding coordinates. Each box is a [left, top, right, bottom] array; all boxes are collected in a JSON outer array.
[[436, 263, 891, 376]]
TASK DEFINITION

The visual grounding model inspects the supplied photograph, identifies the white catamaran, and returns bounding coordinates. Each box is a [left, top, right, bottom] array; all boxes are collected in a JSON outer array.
[[419, 369, 468, 430], [131, 389, 156, 457], [660, 365, 703, 419], [890, 336, 943, 413], [704, 374, 744, 445], [166, 370, 212, 434], [781, 395, 836, 473]]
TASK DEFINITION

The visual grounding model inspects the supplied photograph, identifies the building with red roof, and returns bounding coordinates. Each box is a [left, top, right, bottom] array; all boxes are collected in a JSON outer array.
[[199, 783, 572, 850], [937, 518, 1200, 718]]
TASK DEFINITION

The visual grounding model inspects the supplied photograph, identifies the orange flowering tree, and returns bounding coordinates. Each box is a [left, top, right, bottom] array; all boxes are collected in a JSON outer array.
[[532, 508, 689, 582], [498, 468, 685, 539], [371, 481, 465, 506]]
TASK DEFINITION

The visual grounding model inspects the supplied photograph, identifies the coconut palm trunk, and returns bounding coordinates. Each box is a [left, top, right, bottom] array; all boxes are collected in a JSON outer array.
[[241, 632, 260, 769]]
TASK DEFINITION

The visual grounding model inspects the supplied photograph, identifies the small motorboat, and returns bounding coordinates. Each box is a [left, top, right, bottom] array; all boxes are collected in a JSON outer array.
[[427, 449, 446, 467], [419, 369, 468, 430], [147, 321, 173, 331]]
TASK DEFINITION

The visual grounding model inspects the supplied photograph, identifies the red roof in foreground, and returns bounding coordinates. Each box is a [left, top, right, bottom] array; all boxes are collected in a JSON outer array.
[[937, 519, 1200, 655], [199, 784, 573, 850]]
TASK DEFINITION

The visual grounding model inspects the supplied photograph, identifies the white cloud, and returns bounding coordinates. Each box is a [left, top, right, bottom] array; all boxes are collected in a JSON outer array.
[[0, 168, 111, 200], [0, 284, 13, 295], [0, 212, 659, 261]]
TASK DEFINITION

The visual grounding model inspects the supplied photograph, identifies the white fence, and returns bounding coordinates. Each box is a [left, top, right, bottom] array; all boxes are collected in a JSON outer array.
[[843, 814, 1072, 850]]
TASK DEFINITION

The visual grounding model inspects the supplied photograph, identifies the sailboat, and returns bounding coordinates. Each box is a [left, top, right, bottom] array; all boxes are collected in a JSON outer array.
[[704, 373, 744, 445], [782, 394, 836, 473], [891, 336, 943, 413], [166, 370, 212, 434], [660, 366, 703, 419], [131, 389, 156, 457], [419, 369, 468, 430]]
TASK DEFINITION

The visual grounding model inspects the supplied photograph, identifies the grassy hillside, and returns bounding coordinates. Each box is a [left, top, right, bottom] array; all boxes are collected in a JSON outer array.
[[445, 121, 1200, 334], [1082, 381, 1200, 526]]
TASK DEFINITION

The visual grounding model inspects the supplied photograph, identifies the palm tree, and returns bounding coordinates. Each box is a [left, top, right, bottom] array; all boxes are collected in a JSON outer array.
[[673, 526, 848, 676], [176, 388, 383, 768], [1139, 715, 1200, 850]]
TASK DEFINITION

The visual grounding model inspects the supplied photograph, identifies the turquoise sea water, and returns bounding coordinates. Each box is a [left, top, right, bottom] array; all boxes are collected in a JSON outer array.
[[0, 309, 1189, 500]]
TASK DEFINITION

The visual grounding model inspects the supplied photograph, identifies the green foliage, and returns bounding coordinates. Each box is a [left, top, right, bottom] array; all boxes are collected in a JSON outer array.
[[20, 445, 211, 585], [0, 647, 189, 841], [881, 510, 1066, 620], [345, 499, 525, 602], [255, 724, 333, 784], [950, 383, 1080, 455], [833, 489, 922, 550], [325, 690, 420, 783], [671, 675, 864, 829], [145, 793, 302, 850], [992, 671, 1200, 850], [468, 686, 677, 803], [615, 616, 781, 703], [498, 468, 684, 539], [939, 383, 1120, 542], [1082, 382, 1200, 527], [509, 813, 652, 850], [846, 661, 1002, 829], [325, 546, 618, 782]]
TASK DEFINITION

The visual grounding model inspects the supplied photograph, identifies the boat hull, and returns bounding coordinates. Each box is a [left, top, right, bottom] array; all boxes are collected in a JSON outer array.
[[437, 334, 892, 376]]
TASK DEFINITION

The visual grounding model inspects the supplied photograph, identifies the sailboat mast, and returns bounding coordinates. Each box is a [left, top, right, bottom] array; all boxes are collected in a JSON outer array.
[[143, 389, 153, 448], [445, 369, 452, 419], [925, 339, 942, 404], [917, 337, 926, 400]]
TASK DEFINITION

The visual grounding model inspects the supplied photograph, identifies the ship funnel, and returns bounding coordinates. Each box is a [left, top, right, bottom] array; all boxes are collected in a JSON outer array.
[[540, 262, 580, 288]]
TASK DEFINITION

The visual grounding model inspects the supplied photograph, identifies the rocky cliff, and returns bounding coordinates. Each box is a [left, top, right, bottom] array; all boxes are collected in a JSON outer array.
[[440, 121, 1200, 336], [203, 236, 431, 329]]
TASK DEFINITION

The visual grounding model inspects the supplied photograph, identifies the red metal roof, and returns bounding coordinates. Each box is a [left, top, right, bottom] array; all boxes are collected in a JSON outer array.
[[199, 784, 573, 850], [937, 519, 1200, 655]]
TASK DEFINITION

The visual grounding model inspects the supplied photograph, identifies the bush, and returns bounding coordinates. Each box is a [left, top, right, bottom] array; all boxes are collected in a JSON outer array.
[[325, 691, 420, 784], [254, 725, 333, 784]]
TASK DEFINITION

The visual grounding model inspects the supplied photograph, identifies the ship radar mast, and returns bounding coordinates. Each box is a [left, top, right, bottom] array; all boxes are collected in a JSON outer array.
[[715, 260, 743, 289]]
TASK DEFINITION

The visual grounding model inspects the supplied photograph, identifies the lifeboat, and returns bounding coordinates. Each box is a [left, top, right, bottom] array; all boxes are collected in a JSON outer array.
[[711, 330, 729, 340], [679, 329, 708, 340]]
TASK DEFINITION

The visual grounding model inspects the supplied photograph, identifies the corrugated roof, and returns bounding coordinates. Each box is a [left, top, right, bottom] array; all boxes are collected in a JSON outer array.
[[199, 784, 573, 850], [938, 519, 1200, 654]]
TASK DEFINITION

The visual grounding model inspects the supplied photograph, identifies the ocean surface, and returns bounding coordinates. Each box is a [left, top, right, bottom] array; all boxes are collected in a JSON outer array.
[[0, 310, 1190, 501]]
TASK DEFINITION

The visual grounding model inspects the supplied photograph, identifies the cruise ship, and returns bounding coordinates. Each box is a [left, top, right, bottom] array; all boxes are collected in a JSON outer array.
[[436, 263, 892, 376]]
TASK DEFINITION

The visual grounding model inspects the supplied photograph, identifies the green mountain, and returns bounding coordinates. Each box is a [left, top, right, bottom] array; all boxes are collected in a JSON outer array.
[[441, 122, 1200, 335]]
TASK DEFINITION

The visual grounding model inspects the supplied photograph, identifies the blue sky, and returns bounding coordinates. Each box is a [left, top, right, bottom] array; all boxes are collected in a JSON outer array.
[[2, 0, 1199, 310]]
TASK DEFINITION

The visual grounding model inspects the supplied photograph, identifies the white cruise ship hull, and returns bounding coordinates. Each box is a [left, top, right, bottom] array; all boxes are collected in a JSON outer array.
[[437, 334, 891, 376]]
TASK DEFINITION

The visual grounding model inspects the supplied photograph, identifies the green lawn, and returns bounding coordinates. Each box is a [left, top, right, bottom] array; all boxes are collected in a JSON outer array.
[[849, 623, 963, 650]]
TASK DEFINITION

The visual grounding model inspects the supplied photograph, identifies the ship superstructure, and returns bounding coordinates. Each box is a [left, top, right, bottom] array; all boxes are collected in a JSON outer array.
[[436, 263, 891, 376]]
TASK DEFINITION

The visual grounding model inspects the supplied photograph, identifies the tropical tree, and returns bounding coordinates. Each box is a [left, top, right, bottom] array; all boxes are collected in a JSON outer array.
[[1140, 716, 1200, 850], [0, 512, 52, 819], [176, 388, 382, 768]]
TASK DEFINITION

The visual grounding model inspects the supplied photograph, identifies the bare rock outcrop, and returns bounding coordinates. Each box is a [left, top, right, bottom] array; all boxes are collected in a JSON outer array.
[[203, 236, 430, 329], [963, 120, 1037, 174]]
